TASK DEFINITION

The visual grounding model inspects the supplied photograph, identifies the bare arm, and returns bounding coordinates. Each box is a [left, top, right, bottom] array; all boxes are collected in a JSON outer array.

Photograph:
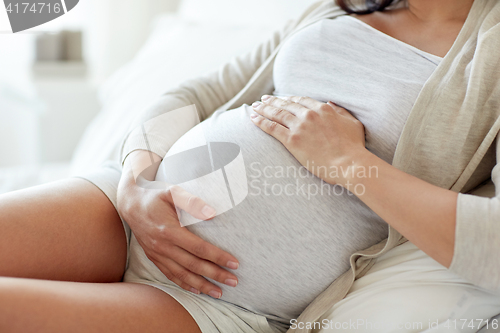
[[341, 149, 458, 267]]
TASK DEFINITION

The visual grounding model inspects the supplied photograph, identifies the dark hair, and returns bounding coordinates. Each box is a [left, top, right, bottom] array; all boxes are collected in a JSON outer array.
[[336, 0, 403, 14]]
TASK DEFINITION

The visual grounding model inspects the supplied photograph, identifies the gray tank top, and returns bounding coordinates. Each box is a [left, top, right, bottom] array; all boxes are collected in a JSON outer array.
[[155, 15, 442, 328]]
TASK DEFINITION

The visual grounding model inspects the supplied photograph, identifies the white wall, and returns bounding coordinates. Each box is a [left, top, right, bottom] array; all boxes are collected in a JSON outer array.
[[0, 0, 181, 167], [86, 0, 181, 82], [0, 33, 40, 167], [0, 0, 181, 82]]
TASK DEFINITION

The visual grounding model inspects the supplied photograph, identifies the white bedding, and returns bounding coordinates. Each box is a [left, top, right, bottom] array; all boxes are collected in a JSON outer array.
[[0, 163, 70, 194]]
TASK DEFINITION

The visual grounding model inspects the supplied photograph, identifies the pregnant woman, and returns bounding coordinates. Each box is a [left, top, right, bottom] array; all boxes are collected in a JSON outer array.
[[1, 0, 499, 332]]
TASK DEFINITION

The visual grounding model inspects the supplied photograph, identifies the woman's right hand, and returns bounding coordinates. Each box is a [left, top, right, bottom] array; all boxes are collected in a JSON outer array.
[[117, 150, 239, 298]]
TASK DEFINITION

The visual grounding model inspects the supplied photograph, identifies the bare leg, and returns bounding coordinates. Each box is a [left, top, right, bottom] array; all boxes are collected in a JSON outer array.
[[0, 277, 201, 333], [0, 178, 126, 283]]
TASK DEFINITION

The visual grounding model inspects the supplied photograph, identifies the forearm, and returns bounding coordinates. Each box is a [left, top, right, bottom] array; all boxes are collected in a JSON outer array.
[[117, 150, 162, 216], [122, 150, 162, 183], [338, 149, 459, 268]]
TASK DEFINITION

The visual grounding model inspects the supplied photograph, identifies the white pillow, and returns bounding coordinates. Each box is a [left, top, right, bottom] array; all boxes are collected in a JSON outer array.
[[178, 0, 320, 26], [315, 242, 500, 333], [70, 15, 276, 174]]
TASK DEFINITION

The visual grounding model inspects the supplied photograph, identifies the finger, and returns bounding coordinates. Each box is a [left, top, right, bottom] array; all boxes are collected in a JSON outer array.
[[260, 95, 309, 117], [252, 101, 297, 128], [166, 185, 217, 221], [156, 265, 201, 295], [328, 101, 356, 119], [154, 258, 211, 296], [288, 96, 325, 112], [134, 235, 203, 295], [172, 228, 240, 270], [250, 114, 289, 144], [159, 257, 224, 298], [166, 244, 239, 287]]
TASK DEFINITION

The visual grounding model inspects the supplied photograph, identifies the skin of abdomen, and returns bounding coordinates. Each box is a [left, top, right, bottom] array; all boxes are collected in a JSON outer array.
[[155, 104, 389, 322]]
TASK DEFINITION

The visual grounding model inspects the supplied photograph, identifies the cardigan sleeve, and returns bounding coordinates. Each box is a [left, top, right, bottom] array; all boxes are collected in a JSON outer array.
[[449, 134, 500, 294], [119, 19, 298, 165]]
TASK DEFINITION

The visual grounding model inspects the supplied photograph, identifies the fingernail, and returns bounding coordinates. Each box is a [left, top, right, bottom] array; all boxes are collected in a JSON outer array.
[[202, 205, 216, 218], [209, 290, 222, 299], [262, 95, 271, 102], [252, 101, 262, 108], [226, 261, 239, 269], [225, 279, 238, 287], [328, 101, 336, 105], [250, 113, 258, 119], [190, 288, 200, 294]]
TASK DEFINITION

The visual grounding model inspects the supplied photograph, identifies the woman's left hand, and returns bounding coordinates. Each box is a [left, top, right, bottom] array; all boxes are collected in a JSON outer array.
[[250, 95, 367, 186]]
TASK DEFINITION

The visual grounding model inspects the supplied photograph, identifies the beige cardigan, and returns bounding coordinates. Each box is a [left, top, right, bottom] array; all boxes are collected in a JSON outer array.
[[121, 0, 500, 331]]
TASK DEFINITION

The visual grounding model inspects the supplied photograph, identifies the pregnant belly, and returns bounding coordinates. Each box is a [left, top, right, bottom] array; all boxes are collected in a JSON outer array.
[[155, 105, 388, 323]]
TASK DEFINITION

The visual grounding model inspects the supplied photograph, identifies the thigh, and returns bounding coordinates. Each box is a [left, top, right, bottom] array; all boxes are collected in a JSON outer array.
[[0, 178, 126, 283], [0, 277, 201, 333]]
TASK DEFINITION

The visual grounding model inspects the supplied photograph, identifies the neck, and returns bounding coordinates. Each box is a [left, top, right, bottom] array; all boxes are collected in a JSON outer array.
[[406, 0, 474, 23]]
